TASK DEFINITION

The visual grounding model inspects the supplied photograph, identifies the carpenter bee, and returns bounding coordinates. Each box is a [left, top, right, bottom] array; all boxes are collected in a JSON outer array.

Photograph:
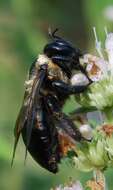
[[12, 29, 92, 173]]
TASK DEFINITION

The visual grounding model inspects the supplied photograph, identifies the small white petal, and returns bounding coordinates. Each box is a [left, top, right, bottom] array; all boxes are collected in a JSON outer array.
[[105, 33, 113, 72], [63, 187, 70, 190], [54, 181, 83, 190], [93, 27, 104, 58], [71, 73, 89, 86], [71, 181, 83, 190], [105, 33, 113, 50], [79, 124, 93, 140], [96, 59, 108, 76], [82, 54, 108, 81], [56, 186, 63, 190]]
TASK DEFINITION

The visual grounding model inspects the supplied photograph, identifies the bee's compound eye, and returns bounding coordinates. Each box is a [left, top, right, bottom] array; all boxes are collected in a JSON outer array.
[[44, 40, 76, 58]]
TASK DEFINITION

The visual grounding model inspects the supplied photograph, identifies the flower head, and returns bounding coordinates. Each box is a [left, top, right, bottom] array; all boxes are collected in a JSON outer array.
[[51, 180, 83, 190], [72, 28, 113, 111], [72, 124, 113, 172]]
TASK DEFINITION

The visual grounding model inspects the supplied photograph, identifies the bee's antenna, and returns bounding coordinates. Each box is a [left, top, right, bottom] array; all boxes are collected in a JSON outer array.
[[48, 27, 60, 40]]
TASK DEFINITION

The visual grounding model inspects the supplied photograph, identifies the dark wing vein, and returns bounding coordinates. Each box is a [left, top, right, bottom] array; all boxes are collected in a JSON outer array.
[[11, 66, 47, 166]]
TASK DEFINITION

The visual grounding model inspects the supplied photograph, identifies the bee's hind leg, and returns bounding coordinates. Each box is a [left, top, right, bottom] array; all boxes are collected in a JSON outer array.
[[44, 95, 84, 142]]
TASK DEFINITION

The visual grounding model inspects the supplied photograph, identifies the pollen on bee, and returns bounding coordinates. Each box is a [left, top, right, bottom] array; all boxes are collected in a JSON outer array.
[[58, 131, 76, 156], [25, 79, 34, 87], [36, 54, 49, 67]]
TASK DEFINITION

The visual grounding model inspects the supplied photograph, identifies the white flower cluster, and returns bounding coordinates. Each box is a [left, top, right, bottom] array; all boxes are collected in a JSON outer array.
[[71, 28, 113, 111], [71, 27, 113, 84], [51, 181, 83, 190]]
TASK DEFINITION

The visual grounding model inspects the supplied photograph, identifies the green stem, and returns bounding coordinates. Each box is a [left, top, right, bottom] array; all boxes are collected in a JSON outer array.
[[103, 108, 113, 124]]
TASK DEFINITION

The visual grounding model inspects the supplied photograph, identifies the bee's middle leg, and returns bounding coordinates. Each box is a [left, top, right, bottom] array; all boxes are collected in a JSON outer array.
[[44, 95, 83, 142]]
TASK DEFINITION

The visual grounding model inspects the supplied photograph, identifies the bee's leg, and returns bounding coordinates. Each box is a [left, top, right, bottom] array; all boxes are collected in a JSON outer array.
[[44, 95, 84, 142], [52, 55, 93, 83], [69, 106, 97, 121], [78, 64, 93, 83], [44, 95, 62, 119], [57, 114, 84, 142], [52, 80, 90, 95], [51, 56, 72, 78]]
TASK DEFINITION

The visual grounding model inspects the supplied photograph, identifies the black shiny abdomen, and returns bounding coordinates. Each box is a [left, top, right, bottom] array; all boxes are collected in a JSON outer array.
[[22, 102, 60, 173]]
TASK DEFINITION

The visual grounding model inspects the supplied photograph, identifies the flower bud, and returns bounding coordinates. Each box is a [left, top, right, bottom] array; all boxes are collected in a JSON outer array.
[[79, 124, 93, 140], [52, 181, 83, 190], [71, 73, 89, 86]]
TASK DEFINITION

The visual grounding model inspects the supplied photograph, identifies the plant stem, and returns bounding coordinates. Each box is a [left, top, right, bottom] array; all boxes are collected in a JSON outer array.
[[103, 108, 113, 124]]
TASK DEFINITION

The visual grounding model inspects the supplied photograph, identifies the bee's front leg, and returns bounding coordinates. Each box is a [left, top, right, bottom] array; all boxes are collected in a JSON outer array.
[[78, 64, 93, 84], [52, 80, 90, 95]]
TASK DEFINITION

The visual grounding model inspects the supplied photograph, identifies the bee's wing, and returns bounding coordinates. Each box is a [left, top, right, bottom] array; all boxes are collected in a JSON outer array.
[[11, 65, 47, 166]]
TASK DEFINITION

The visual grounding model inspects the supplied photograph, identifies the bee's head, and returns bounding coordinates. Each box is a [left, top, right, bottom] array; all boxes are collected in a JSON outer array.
[[43, 29, 83, 78]]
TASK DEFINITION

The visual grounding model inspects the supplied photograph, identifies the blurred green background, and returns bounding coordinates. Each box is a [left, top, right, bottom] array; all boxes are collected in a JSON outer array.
[[0, 0, 113, 189]]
